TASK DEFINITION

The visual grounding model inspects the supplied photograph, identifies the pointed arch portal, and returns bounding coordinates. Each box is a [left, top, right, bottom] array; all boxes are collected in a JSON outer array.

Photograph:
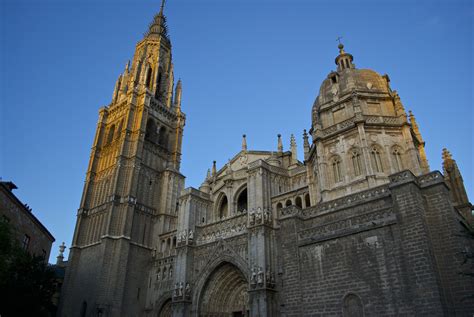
[[198, 262, 248, 317]]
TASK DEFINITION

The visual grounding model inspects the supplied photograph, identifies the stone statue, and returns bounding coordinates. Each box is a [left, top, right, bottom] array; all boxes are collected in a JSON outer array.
[[169, 267, 173, 278], [263, 208, 270, 223], [188, 229, 194, 241], [182, 229, 187, 243], [251, 268, 257, 285], [256, 208, 262, 224], [185, 282, 191, 297], [257, 267, 264, 285], [249, 208, 255, 225], [174, 283, 179, 297], [177, 233, 182, 243], [178, 282, 184, 297], [266, 268, 271, 284]]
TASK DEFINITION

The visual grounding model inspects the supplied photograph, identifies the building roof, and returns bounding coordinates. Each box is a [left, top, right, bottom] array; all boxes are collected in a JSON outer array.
[[0, 181, 55, 242]]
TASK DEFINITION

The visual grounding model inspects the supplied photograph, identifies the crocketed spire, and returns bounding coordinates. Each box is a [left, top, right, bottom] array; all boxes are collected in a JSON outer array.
[[145, 0, 170, 41]]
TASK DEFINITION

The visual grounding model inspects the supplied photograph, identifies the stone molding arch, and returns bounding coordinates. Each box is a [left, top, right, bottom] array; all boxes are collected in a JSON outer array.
[[234, 183, 248, 213], [191, 252, 250, 314], [155, 295, 172, 317], [213, 191, 229, 219]]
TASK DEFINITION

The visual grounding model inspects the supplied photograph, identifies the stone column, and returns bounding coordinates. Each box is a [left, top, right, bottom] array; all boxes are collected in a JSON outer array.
[[247, 163, 279, 317]]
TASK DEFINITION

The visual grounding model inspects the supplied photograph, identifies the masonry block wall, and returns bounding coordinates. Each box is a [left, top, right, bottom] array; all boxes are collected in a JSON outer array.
[[278, 171, 474, 316]]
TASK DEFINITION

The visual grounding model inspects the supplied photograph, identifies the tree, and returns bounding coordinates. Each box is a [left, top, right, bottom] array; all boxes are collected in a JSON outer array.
[[0, 219, 56, 316]]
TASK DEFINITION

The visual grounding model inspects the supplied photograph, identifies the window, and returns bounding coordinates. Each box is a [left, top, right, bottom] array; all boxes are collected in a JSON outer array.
[[145, 67, 152, 88], [295, 197, 303, 208], [276, 203, 283, 211], [343, 294, 363, 317], [219, 195, 228, 218], [155, 69, 163, 98], [22, 234, 30, 250], [332, 156, 343, 183], [106, 125, 115, 145], [145, 119, 157, 142], [392, 147, 403, 172], [285, 199, 292, 207], [351, 150, 362, 176], [304, 194, 311, 208], [370, 146, 384, 173], [158, 126, 167, 147], [237, 188, 248, 212]]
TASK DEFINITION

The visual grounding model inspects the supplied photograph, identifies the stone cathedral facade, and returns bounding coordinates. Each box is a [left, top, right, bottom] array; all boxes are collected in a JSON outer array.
[[59, 6, 474, 317]]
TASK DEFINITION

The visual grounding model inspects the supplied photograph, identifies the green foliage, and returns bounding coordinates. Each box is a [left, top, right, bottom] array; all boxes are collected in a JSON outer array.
[[0, 219, 56, 317]]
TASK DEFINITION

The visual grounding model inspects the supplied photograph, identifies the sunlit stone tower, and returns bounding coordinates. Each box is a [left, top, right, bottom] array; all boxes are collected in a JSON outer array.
[[59, 4, 185, 316]]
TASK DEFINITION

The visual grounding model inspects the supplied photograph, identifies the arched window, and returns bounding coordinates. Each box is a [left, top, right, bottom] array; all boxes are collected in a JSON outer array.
[[285, 199, 292, 207], [145, 67, 153, 89], [158, 126, 167, 147], [351, 150, 362, 177], [305, 194, 311, 208], [343, 294, 363, 317], [237, 188, 248, 212], [106, 124, 115, 145], [391, 147, 403, 172], [155, 69, 163, 98], [332, 156, 343, 183], [135, 61, 143, 87], [370, 146, 384, 173], [218, 195, 228, 219], [117, 119, 124, 138], [145, 119, 157, 142], [295, 196, 303, 208], [276, 203, 283, 211]]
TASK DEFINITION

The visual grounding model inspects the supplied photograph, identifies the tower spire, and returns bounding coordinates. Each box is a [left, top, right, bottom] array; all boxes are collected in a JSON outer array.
[[242, 134, 247, 151], [290, 134, 297, 165], [277, 134, 283, 153], [145, 1, 169, 40], [160, 0, 166, 14]]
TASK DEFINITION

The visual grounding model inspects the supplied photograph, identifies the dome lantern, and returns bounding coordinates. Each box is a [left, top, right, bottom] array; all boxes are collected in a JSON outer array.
[[335, 42, 354, 71]]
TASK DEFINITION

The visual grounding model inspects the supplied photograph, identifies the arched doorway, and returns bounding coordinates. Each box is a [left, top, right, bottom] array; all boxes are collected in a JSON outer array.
[[158, 298, 172, 317], [199, 262, 248, 317]]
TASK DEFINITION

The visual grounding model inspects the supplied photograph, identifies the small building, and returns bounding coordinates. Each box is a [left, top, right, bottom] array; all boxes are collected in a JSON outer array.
[[0, 181, 55, 260]]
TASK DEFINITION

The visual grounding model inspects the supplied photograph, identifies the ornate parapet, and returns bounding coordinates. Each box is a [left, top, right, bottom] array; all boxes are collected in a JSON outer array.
[[279, 205, 303, 219], [417, 171, 444, 188], [195, 213, 247, 245], [302, 185, 390, 219], [388, 170, 417, 188], [389, 170, 446, 190]]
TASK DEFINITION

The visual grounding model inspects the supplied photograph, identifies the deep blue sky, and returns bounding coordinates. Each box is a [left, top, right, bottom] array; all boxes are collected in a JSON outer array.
[[1, 0, 472, 262]]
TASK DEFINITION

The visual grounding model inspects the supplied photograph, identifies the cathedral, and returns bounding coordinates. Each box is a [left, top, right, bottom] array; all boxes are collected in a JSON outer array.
[[59, 5, 474, 317]]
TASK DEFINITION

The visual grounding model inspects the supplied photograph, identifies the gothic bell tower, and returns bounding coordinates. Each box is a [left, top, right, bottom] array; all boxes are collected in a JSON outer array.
[[60, 4, 185, 316]]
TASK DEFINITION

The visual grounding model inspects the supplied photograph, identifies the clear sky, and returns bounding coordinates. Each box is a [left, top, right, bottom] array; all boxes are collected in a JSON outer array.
[[1, 0, 472, 262]]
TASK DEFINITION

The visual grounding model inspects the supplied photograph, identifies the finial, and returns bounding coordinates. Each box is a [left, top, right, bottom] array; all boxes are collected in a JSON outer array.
[[160, 0, 166, 14], [336, 36, 344, 53], [277, 134, 283, 153], [206, 168, 211, 179], [212, 160, 217, 177], [125, 60, 130, 72], [442, 148, 453, 162], [242, 134, 247, 151], [290, 134, 297, 165], [303, 129, 310, 158]]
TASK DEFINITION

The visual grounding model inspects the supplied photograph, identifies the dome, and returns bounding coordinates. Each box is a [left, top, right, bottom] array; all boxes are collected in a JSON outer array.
[[313, 68, 389, 112]]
